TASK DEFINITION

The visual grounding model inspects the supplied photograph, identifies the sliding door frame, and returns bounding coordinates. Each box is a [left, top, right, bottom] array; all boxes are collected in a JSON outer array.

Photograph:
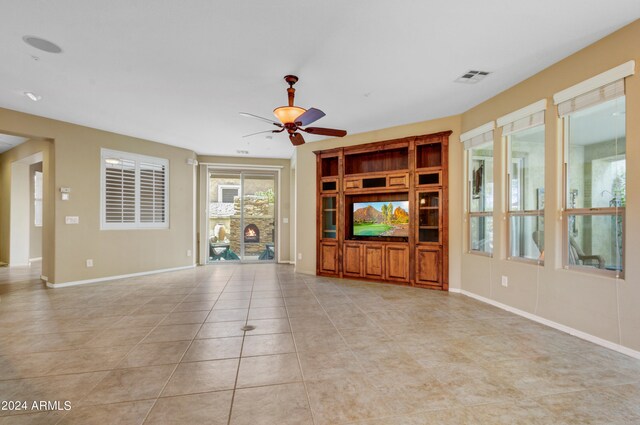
[[199, 163, 283, 265]]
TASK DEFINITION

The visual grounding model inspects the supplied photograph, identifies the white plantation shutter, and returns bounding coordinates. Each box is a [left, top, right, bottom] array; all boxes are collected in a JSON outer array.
[[104, 157, 136, 224], [139, 162, 166, 224], [101, 149, 169, 229]]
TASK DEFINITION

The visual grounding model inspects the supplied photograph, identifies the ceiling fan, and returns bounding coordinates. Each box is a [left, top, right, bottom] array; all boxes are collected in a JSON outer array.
[[240, 75, 347, 146]]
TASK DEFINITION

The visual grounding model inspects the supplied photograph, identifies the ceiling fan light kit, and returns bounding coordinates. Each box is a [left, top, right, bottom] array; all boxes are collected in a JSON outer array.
[[240, 75, 347, 146], [273, 105, 306, 124]]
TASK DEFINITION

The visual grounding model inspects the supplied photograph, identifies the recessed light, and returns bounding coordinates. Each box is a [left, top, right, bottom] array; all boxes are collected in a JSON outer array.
[[22, 36, 62, 54], [24, 92, 42, 102]]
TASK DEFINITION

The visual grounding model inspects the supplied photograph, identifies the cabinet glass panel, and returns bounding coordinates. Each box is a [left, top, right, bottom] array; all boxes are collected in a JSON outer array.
[[419, 210, 439, 227], [419, 228, 439, 243], [418, 191, 440, 243], [419, 192, 439, 207], [322, 196, 337, 239]]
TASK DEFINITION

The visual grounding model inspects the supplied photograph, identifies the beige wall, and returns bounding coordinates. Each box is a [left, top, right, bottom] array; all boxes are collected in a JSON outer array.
[[0, 108, 196, 284], [459, 20, 640, 351], [0, 138, 53, 275], [293, 115, 463, 289], [197, 155, 292, 263]]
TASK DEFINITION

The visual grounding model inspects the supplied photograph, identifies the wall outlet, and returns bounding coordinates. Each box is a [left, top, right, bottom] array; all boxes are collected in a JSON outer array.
[[65, 216, 79, 224], [283, 217, 289, 224], [186, 249, 192, 257], [86, 259, 94, 267], [501, 275, 508, 287], [297, 253, 302, 260]]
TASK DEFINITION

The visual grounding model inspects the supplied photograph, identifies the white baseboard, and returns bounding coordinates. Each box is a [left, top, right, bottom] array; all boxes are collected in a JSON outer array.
[[29, 257, 42, 262], [46, 265, 196, 289], [451, 288, 640, 360]]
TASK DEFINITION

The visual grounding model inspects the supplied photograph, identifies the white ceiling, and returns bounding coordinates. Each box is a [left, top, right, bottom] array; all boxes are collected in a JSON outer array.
[[1, 1, 638, 159], [0, 133, 28, 154]]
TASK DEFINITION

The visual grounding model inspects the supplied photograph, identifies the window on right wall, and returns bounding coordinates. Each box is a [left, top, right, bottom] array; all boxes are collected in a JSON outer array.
[[558, 79, 626, 276], [501, 106, 546, 263], [502, 110, 545, 263], [462, 123, 495, 256]]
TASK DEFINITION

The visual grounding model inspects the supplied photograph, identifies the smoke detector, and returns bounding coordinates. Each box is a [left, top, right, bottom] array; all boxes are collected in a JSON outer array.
[[455, 70, 491, 84]]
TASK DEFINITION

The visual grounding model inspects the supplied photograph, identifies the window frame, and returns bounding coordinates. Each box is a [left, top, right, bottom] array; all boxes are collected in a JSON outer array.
[[100, 148, 170, 230], [468, 148, 494, 256], [561, 102, 625, 278], [504, 124, 545, 265]]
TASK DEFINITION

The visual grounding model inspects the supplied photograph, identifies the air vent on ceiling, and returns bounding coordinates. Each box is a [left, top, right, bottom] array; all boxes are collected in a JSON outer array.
[[236, 150, 249, 155], [455, 70, 491, 84]]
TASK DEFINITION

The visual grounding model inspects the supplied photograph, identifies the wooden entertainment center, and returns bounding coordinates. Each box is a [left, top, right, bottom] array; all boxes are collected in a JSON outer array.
[[315, 131, 451, 290]]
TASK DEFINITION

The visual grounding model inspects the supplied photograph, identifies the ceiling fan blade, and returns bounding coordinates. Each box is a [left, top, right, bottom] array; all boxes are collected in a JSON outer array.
[[289, 133, 305, 146], [239, 112, 282, 127], [301, 127, 347, 137], [242, 128, 283, 138], [295, 107, 325, 126]]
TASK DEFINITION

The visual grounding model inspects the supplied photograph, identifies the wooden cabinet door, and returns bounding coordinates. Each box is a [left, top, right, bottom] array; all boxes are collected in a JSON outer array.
[[416, 246, 441, 285], [343, 243, 363, 277], [319, 242, 339, 275], [364, 244, 384, 279], [385, 244, 409, 282]]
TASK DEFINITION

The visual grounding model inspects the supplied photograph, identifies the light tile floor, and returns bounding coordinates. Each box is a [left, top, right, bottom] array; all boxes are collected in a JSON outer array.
[[1, 263, 640, 424]]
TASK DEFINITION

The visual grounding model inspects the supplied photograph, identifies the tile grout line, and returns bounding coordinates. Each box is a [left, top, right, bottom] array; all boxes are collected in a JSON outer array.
[[226, 268, 257, 425], [49, 280, 200, 425], [137, 272, 234, 425], [280, 273, 320, 425], [303, 276, 444, 423]]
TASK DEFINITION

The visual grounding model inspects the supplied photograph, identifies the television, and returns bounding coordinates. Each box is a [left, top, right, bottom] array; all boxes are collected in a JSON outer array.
[[352, 201, 409, 237]]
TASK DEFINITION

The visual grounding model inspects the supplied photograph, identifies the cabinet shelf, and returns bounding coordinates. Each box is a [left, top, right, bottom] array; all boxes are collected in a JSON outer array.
[[323, 208, 337, 212]]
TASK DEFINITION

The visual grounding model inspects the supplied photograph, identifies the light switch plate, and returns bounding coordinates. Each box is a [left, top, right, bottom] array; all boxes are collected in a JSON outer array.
[[65, 216, 79, 224]]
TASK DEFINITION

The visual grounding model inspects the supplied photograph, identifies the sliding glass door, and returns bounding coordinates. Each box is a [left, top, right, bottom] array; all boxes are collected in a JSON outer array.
[[207, 169, 276, 263]]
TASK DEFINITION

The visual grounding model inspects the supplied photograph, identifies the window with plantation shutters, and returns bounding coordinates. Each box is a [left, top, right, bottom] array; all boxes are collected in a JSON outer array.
[[101, 149, 169, 229]]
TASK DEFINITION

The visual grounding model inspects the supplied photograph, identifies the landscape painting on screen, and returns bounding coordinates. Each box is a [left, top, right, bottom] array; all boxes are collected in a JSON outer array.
[[353, 201, 409, 237]]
